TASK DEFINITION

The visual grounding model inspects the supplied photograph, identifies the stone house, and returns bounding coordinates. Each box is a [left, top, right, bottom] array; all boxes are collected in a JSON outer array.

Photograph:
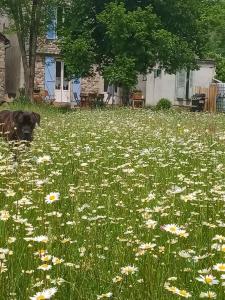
[[0, 14, 216, 106], [35, 36, 105, 103], [0, 33, 9, 100], [0, 14, 108, 104]]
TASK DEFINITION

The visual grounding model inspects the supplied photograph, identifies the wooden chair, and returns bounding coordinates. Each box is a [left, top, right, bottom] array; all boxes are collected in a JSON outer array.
[[130, 91, 145, 109], [80, 93, 89, 107]]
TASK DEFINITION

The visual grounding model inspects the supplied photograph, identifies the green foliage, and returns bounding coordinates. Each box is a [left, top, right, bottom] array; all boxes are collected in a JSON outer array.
[[90, 97, 106, 109], [0, 0, 58, 41], [59, 35, 96, 78], [203, 1, 225, 81], [208, 53, 225, 82], [205, 0, 225, 56], [156, 98, 172, 111], [59, 0, 213, 89], [102, 56, 138, 88]]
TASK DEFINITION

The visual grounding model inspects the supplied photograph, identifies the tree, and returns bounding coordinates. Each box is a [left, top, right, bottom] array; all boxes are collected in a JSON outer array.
[[0, 0, 57, 99], [204, 0, 225, 81], [59, 0, 214, 95]]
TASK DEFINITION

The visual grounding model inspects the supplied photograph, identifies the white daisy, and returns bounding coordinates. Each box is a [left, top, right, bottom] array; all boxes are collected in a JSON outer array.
[[36, 155, 51, 164], [162, 224, 181, 234], [213, 263, 225, 272], [97, 292, 113, 299], [196, 274, 219, 285], [33, 236, 49, 243], [37, 264, 52, 271], [30, 287, 57, 299], [199, 291, 217, 298], [121, 265, 138, 275], [45, 192, 60, 204]]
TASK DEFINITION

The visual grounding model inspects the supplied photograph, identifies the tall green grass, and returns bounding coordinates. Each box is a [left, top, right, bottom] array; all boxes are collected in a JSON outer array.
[[0, 104, 225, 299]]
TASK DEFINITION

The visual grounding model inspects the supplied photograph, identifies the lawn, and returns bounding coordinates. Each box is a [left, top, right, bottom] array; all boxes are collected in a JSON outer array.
[[1, 104, 225, 299]]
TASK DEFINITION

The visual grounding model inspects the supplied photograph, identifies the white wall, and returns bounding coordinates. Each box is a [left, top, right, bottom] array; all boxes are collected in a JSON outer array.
[[191, 62, 216, 92], [0, 15, 24, 96], [145, 71, 176, 106], [142, 61, 215, 106]]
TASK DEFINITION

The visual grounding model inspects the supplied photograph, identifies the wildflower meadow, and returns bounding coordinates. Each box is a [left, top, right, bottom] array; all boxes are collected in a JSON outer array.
[[1, 104, 225, 299]]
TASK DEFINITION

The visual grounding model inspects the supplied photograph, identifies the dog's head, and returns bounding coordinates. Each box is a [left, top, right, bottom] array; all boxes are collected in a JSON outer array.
[[13, 111, 40, 141]]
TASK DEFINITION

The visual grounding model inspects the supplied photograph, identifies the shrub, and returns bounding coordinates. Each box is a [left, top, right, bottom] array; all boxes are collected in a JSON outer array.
[[156, 98, 172, 110], [91, 97, 106, 109]]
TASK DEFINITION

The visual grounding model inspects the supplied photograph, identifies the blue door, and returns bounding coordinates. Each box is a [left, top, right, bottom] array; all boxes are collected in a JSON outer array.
[[45, 57, 56, 100]]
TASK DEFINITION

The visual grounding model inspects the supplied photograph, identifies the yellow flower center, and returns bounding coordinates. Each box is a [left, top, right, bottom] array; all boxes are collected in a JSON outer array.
[[170, 226, 177, 232], [42, 256, 50, 262], [49, 195, 56, 201], [41, 264, 49, 269], [169, 286, 177, 292], [37, 296, 46, 300], [179, 290, 189, 297], [205, 277, 213, 284], [218, 265, 225, 271]]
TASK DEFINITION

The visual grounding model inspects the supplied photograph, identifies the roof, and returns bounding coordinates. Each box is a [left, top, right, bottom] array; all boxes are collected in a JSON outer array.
[[197, 59, 215, 66], [0, 32, 9, 45]]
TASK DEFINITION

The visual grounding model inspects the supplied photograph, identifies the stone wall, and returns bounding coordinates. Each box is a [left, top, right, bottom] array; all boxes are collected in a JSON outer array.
[[37, 38, 60, 55], [81, 71, 102, 94], [36, 39, 103, 97], [0, 41, 6, 99], [35, 38, 60, 93], [34, 55, 45, 91]]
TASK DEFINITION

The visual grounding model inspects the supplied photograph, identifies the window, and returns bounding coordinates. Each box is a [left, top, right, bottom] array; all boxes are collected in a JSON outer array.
[[46, 13, 57, 40], [63, 65, 69, 90], [46, 8, 64, 40], [104, 80, 117, 93], [154, 68, 162, 79], [104, 79, 109, 93], [55, 61, 61, 90], [55, 61, 69, 90], [176, 70, 187, 99]]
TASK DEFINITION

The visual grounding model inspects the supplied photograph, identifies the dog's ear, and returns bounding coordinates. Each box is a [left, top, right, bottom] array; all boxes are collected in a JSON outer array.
[[12, 111, 24, 125], [31, 112, 40, 126]]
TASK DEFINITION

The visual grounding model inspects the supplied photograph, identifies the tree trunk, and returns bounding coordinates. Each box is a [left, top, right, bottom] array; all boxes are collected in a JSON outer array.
[[16, 31, 30, 97], [121, 85, 130, 106], [16, 0, 41, 101]]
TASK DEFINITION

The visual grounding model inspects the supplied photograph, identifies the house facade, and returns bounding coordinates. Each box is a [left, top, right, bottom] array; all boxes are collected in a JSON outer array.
[[0, 32, 9, 100], [0, 14, 106, 103], [135, 60, 216, 107], [0, 14, 216, 106], [35, 36, 105, 103]]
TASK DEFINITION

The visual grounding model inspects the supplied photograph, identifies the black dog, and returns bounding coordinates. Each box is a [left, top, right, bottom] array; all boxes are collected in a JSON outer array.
[[0, 110, 40, 142]]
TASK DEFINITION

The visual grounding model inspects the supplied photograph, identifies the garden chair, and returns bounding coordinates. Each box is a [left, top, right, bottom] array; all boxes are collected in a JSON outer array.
[[72, 92, 81, 106]]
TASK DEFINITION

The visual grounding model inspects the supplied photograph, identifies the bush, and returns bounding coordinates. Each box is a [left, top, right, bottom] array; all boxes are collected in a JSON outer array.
[[90, 97, 106, 109], [156, 98, 172, 111]]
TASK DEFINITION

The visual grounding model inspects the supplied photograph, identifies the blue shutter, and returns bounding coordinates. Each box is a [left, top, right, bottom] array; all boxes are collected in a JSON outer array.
[[45, 57, 56, 100], [72, 78, 81, 100], [46, 11, 57, 40]]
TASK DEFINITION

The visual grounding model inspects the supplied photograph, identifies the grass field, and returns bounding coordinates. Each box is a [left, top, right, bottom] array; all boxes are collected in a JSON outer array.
[[1, 104, 225, 299]]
